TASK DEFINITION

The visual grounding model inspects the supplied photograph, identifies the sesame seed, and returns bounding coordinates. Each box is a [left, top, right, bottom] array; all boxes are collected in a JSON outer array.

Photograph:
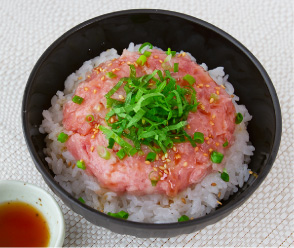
[[174, 136, 180, 139], [207, 141, 211, 145], [96, 105, 101, 111], [216, 142, 219, 146], [110, 117, 114, 123], [187, 124, 191, 129], [175, 154, 181, 159], [107, 63, 112, 66], [153, 167, 157, 171], [119, 95, 125, 100], [182, 52, 186, 57], [183, 162, 188, 167], [195, 147, 199, 152], [218, 192, 221, 198], [181, 198, 186, 204], [84, 87, 88, 91], [199, 83, 203, 87], [156, 154, 159, 160], [72, 163, 75, 168], [159, 172, 163, 176], [205, 84, 210, 88], [159, 60, 163, 63], [112, 69, 116, 72], [80, 159, 84, 162], [102, 69, 106, 72], [231, 94, 234, 98], [159, 166, 165, 170], [215, 87, 220, 90], [68, 162, 71, 166], [205, 137, 209, 141], [217, 200, 222, 205], [221, 85, 226, 89], [165, 153, 168, 158], [203, 153, 208, 157], [249, 170, 253, 174], [211, 114, 216, 119], [173, 146, 177, 152], [94, 130, 98, 134], [78, 76, 82, 80], [164, 163, 167, 168], [99, 68, 103, 72], [216, 90, 220, 95], [166, 159, 171, 163], [91, 135, 95, 139], [153, 55, 159, 59], [211, 183, 217, 186], [145, 161, 151, 165], [210, 121, 215, 126], [209, 148, 213, 153], [101, 76, 105, 81], [87, 75, 90, 78], [161, 155, 165, 161], [127, 61, 131, 65], [91, 146, 94, 152], [164, 169, 169, 175], [134, 62, 138, 67], [121, 61, 125, 64], [93, 89, 97, 94], [210, 98, 214, 103]]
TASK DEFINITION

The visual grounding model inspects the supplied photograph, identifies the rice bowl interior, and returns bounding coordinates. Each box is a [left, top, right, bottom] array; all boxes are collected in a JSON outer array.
[[39, 43, 255, 223]]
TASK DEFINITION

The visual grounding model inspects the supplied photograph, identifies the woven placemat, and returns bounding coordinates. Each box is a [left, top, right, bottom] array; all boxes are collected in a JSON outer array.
[[0, 0, 293, 246]]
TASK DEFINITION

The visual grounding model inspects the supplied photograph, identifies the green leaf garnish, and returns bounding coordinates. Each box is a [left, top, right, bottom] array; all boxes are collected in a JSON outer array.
[[183, 74, 196, 85], [146, 152, 156, 162], [107, 210, 129, 219], [178, 215, 190, 222], [193, 132, 204, 144], [76, 160, 86, 170], [106, 72, 117, 79]]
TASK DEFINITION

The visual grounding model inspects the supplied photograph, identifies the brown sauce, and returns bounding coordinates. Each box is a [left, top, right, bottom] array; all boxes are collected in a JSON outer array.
[[0, 201, 50, 247]]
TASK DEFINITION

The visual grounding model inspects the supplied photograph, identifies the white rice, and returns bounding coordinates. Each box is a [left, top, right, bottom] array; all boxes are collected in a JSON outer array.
[[40, 43, 255, 223]]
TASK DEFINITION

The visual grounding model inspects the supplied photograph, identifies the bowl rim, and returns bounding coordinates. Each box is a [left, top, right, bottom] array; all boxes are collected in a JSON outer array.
[[22, 9, 282, 230], [0, 180, 65, 246]]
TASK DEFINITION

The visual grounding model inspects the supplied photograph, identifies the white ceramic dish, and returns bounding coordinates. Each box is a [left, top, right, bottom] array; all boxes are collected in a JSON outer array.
[[0, 180, 65, 247]]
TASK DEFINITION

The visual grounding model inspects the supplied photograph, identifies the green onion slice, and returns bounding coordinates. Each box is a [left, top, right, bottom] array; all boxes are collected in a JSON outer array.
[[136, 55, 147, 66], [85, 114, 94, 123], [57, 132, 68, 143], [116, 149, 126, 160], [174, 63, 179, 72], [107, 210, 129, 219], [146, 152, 156, 162], [78, 197, 85, 204], [149, 171, 160, 186], [107, 138, 115, 149], [76, 160, 86, 170], [143, 51, 152, 57], [235, 113, 243, 124], [193, 132, 204, 144], [223, 140, 229, 147], [183, 74, 196, 85], [221, 168, 230, 182], [97, 145, 111, 160], [72, 95, 84, 105], [210, 151, 224, 164], [178, 215, 190, 222], [106, 72, 117, 79], [166, 48, 176, 57], [138, 42, 153, 53]]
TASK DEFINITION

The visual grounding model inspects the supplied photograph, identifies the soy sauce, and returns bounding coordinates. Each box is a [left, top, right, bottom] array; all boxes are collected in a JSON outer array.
[[0, 201, 50, 247]]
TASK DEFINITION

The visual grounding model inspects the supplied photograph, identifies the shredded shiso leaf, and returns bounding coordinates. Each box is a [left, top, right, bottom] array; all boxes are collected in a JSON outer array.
[[99, 65, 200, 158]]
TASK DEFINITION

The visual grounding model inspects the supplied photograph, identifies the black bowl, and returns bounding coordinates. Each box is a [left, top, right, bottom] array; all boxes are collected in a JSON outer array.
[[22, 9, 282, 238]]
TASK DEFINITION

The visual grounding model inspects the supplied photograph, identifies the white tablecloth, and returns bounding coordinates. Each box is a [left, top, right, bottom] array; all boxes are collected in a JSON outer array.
[[0, 0, 293, 246]]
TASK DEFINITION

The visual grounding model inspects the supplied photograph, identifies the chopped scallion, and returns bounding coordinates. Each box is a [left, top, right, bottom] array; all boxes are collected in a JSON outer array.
[[97, 145, 111, 160], [143, 51, 152, 57], [85, 114, 94, 123], [136, 55, 147, 66], [210, 151, 224, 164], [78, 197, 85, 203], [57, 132, 68, 143], [223, 140, 228, 147], [221, 168, 230, 182], [235, 113, 243, 124], [76, 160, 86, 170], [174, 63, 179, 72], [106, 72, 117, 79], [107, 138, 115, 149], [183, 74, 196, 85], [178, 215, 189, 222], [138, 42, 153, 53], [166, 48, 176, 57], [149, 171, 160, 186], [107, 210, 129, 219], [146, 152, 156, 162], [193, 132, 204, 144], [72, 95, 84, 105]]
